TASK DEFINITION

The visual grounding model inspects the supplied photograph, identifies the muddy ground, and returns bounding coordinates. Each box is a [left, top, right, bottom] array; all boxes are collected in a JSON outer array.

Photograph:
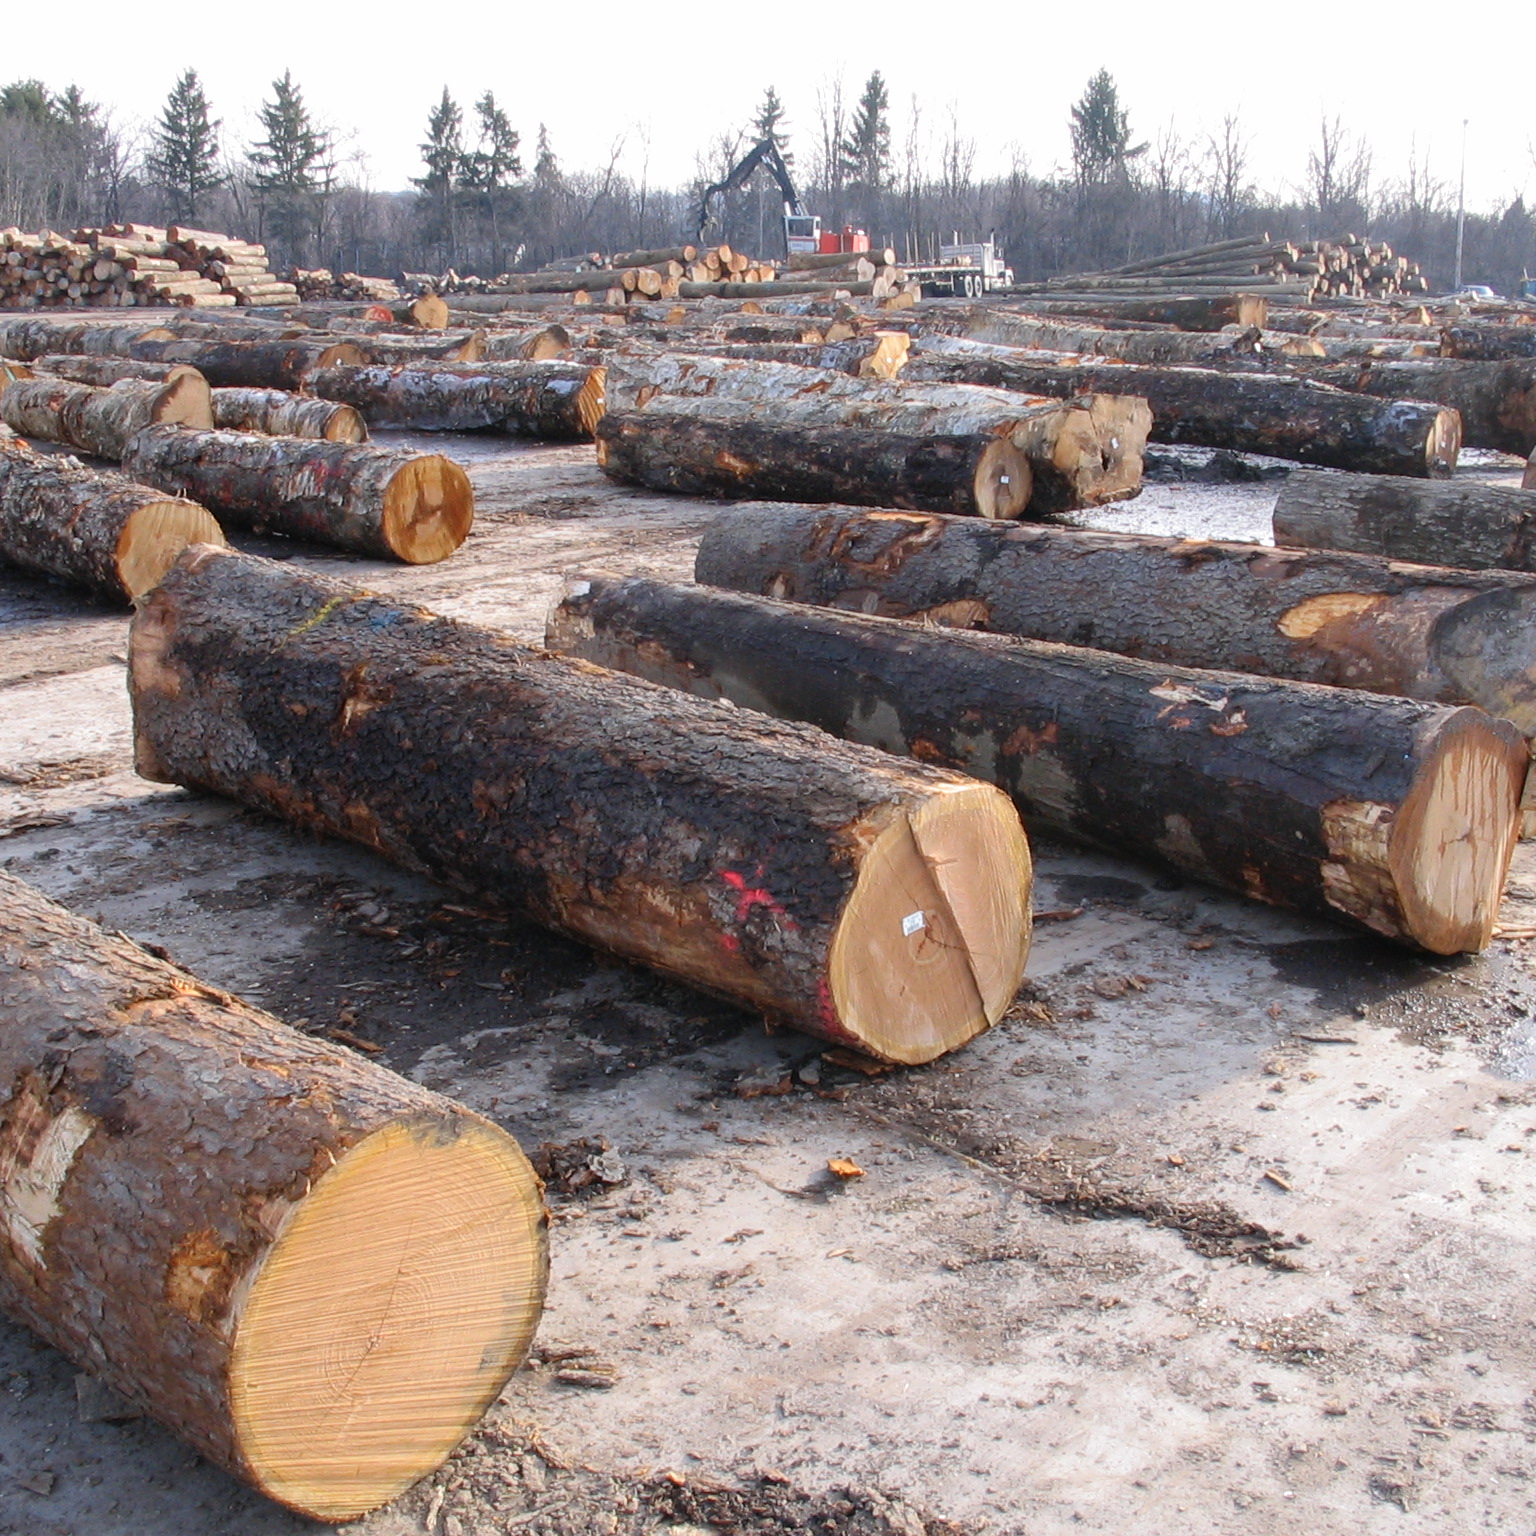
[[3, 438, 1536, 1536]]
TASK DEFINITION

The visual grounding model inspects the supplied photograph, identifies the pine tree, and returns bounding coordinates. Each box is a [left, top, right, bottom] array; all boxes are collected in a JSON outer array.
[[533, 123, 561, 187], [840, 71, 890, 192], [752, 86, 791, 167], [248, 72, 333, 261], [461, 92, 521, 272], [146, 69, 222, 222], [413, 88, 465, 260], [1069, 69, 1143, 187]]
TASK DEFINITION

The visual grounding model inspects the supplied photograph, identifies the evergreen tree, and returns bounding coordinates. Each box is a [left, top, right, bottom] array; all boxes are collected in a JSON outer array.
[[1069, 69, 1143, 187], [533, 123, 561, 187], [413, 88, 465, 260], [248, 72, 333, 261], [752, 85, 791, 166], [0, 80, 55, 126], [461, 92, 521, 271], [145, 69, 222, 221], [840, 71, 890, 192]]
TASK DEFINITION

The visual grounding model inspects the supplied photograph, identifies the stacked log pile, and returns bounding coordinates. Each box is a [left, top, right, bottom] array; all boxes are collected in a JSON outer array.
[[288, 269, 404, 304], [0, 225, 299, 309]]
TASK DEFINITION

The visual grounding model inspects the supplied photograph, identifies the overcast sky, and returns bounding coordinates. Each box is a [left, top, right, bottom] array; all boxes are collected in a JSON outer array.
[[9, 3, 1529, 214]]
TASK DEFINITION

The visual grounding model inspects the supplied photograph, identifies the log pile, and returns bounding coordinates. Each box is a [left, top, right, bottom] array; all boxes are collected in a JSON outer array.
[[1005, 233, 1427, 303], [0, 373, 214, 460], [132, 545, 1033, 1066], [288, 269, 404, 304], [0, 225, 299, 309]]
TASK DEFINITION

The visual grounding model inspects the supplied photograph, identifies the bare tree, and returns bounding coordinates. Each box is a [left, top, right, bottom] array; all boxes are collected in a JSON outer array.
[[1204, 113, 1252, 238]]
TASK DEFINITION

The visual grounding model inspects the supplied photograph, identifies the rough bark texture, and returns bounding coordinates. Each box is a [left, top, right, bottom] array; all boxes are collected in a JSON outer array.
[[547, 575, 1525, 954], [124, 338, 367, 391], [0, 869, 547, 1522], [694, 503, 1536, 734], [0, 374, 213, 460], [596, 411, 1032, 520], [1005, 294, 1269, 330], [306, 361, 606, 439], [131, 546, 1029, 1063], [626, 336, 909, 380], [903, 350, 1460, 477], [31, 355, 203, 388], [480, 326, 573, 362], [922, 309, 1259, 365], [210, 387, 367, 442], [0, 441, 224, 602], [1273, 471, 1536, 573], [312, 331, 484, 365], [1441, 324, 1536, 363], [123, 426, 471, 564], [0, 317, 174, 361]]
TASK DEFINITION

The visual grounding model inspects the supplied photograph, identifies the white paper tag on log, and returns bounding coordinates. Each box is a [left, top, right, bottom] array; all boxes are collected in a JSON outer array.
[[902, 910, 926, 937]]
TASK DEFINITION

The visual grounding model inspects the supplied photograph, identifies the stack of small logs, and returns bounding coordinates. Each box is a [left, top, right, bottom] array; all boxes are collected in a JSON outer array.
[[0, 224, 299, 309], [289, 269, 403, 304], [1006, 233, 1427, 304]]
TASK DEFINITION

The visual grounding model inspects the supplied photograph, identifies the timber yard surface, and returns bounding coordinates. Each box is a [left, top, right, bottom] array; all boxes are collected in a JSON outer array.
[[3, 428, 1536, 1536]]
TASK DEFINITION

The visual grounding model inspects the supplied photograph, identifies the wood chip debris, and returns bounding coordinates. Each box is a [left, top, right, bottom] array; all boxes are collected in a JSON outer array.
[[1262, 1169, 1293, 1192], [827, 1158, 866, 1179]]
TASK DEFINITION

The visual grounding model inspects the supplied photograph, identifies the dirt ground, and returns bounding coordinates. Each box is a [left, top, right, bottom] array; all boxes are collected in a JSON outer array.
[[4, 437, 1536, 1536]]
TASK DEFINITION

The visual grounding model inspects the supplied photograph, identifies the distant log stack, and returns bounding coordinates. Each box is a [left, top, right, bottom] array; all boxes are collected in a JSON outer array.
[[548, 575, 1524, 955], [1272, 471, 1536, 573], [0, 373, 213, 460], [0, 439, 224, 601], [0, 869, 547, 1523], [132, 546, 1033, 1066], [123, 427, 471, 563], [694, 503, 1536, 735], [306, 360, 606, 438], [210, 388, 367, 443]]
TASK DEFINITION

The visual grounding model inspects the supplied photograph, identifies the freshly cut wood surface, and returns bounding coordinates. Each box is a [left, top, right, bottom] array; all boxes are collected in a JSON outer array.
[[0, 440, 224, 601], [124, 426, 470, 563], [548, 575, 1525, 954], [480, 325, 572, 362], [1273, 471, 1536, 572], [124, 338, 366, 391], [306, 360, 606, 438], [210, 387, 367, 442], [597, 410, 1032, 519], [694, 503, 1536, 733], [132, 547, 1031, 1063], [0, 869, 546, 1522], [903, 349, 1461, 477], [0, 373, 213, 460], [31, 354, 205, 388]]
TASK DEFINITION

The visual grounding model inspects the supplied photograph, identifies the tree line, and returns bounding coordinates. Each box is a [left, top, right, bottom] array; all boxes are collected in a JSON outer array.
[[1, 68, 1530, 295]]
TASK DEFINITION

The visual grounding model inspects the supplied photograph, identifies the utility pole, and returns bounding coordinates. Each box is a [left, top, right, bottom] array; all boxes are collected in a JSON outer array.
[[1453, 117, 1468, 291]]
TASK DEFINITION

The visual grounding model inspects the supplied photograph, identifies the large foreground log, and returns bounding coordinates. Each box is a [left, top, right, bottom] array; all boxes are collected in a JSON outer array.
[[0, 441, 224, 601], [0, 870, 546, 1521], [0, 374, 213, 460], [306, 361, 606, 439], [596, 410, 1032, 519], [904, 350, 1461, 477], [548, 576, 1525, 954], [125, 338, 367, 391], [0, 317, 174, 360], [123, 427, 470, 564], [694, 503, 1536, 733], [211, 387, 367, 442], [1271, 471, 1536, 572], [133, 547, 1031, 1064]]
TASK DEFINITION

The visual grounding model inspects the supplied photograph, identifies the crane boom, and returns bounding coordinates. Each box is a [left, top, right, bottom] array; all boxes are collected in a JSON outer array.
[[693, 138, 803, 244]]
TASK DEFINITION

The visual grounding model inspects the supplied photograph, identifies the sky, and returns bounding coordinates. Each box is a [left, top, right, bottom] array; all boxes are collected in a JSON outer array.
[[7, 1, 1530, 213]]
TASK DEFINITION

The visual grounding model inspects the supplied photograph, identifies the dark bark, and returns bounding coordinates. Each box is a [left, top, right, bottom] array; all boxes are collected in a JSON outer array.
[[547, 574, 1526, 954], [1440, 324, 1536, 362], [0, 374, 212, 461], [124, 338, 367, 391], [31, 355, 203, 388], [595, 410, 1033, 520], [0, 869, 546, 1523], [131, 547, 1030, 1064], [0, 317, 174, 361], [694, 502, 1536, 735], [1001, 294, 1269, 330]]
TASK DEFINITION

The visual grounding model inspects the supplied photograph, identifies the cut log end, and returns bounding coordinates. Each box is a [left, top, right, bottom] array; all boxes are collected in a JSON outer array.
[[1426, 408, 1463, 479], [323, 404, 368, 443], [158, 371, 215, 432], [829, 782, 1031, 1063], [1387, 711, 1525, 954], [975, 440, 1033, 520], [229, 1115, 545, 1521], [381, 455, 475, 564], [115, 499, 227, 598], [576, 367, 608, 438]]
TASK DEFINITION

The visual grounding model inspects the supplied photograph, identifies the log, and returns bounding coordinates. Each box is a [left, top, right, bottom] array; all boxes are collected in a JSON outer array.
[[124, 338, 366, 391], [30, 354, 204, 388], [313, 330, 484, 365], [548, 575, 1524, 954], [1272, 471, 1536, 573], [925, 310, 1260, 365], [210, 387, 367, 443], [123, 427, 470, 564], [648, 334, 909, 380], [0, 317, 174, 360], [1004, 294, 1269, 330], [480, 325, 572, 362], [132, 546, 1032, 1063], [787, 247, 898, 272], [902, 351, 1461, 477], [596, 410, 1032, 520], [0, 439, 223, 600], [603, 357, 1146, 515], [1440, 323, 1536, 362], [0, 870, 546, 1522], [694, 503, 1536, 734], [390, 295, 449, 329], [610, 246, 698, 268], [0, 374, 213, 460], [306, 361, 606, 439]]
